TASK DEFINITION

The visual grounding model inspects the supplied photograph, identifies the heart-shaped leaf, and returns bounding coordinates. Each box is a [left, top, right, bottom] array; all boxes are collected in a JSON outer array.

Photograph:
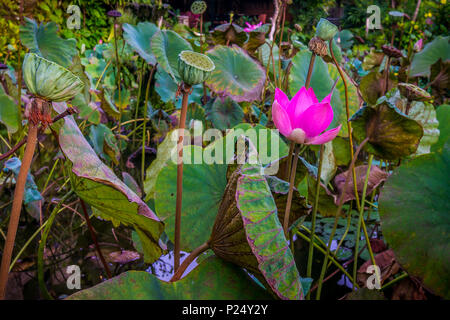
[[54, 102, 164, 263], [20, 17, 77, 68], [122, 22, 159, 65], [0, 89, 20, 133], [67, 256, 271, 300], [205, 97, 244, 130], [379, 142, 450, 299], [151, 30, 192, 80], [206, 45, 266, 102], [350, 102, 423, 160]]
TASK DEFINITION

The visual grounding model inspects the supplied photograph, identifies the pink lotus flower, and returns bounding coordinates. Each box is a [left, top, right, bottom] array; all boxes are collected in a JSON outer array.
[[244, 22, 263, 32], [413, 39, 423, 52], [272, 87, 341, 145]]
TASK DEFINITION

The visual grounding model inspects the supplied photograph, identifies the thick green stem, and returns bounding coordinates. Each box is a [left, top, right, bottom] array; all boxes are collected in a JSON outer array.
[[283, 144, 300, 237], [306, 144, 325, 299], [0, 124, 38, 299], [174, 84, 192, 272]]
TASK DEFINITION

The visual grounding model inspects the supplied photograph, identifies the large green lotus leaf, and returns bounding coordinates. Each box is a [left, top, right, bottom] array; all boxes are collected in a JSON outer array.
[[210, 23, 248, 47], [67, 256, 271, 300], [0, 90, 20, 133], [432, 104, 450, 153], [360, 71, 396, 105], [204, 123, 289, 169], [22, 53, 84, 102], [53, 102, 164, 263], [20, 17, 77, 68], [289, 50, 348, 135], [235, 163, 305, 300], [122, 22, 159, 65], [350, 102, 423, 160], [379, 143, 450, 299], [410, 36, 450, 77], [154, 145, 228, 250], [205, 97, 244, 130], [154, 68, 203, 108], [206, 45, 266, 102], [151, 30, 192, 81], [144, 130, 178, 201]]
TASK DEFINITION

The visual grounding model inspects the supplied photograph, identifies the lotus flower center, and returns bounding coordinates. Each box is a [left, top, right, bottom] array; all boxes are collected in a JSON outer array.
[[288, 128, 307, 144]]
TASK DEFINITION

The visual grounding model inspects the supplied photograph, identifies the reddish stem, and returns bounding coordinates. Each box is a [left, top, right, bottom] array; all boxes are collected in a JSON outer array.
[[170, 242, 209, 282]]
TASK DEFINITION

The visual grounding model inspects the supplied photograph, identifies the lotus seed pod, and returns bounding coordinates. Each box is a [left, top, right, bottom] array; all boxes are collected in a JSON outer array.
[[308, 36, 328, 57], [22, 53, 84, 102], [398, 83, 432, 102], [315, 18, 338, 41], [191, 1, 207, 15], [381, 45, 404, 58], [178, 50, 215, 86]]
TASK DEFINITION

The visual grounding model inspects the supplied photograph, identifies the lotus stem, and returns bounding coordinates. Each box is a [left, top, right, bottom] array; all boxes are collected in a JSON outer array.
[[170, 241, 209, 282], [80, 199, 112, 279], [132, 60, 146, 148], [306, 143, 325, 299], [113, 20, 122, 135], [141, 64, 157, 187], [0, 124, 39, 299], [283, 144, 300, 237], [329, 40, 361, 211], [353, 154, 379, 287], [315, 137, 369, 300], [174, 83, 192, 272]]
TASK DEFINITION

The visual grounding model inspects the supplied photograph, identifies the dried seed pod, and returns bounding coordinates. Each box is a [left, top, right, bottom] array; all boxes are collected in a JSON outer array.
[[178, 50, 215, 86], [398, 83, 432, 102], [190, 0, 207, 15], [381, 45, 404, 58], [308, 36, 328, 57], [22, 53, 84, 102]]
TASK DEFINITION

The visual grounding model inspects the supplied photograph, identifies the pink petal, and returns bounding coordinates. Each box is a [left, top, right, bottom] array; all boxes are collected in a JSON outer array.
[[272, 101, 293, 137], [307, 87, 319, 104], [287, 87, 314, 119], [305, 125, 342, 145], [294, 100, 334, 137], [321, 92, 333, 104], [275, 88, 290, 109]]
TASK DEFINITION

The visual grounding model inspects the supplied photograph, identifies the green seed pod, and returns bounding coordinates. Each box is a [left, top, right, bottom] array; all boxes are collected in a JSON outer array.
[[191, 0, 207, 15], [22, 53, 84, 102], [178, 50, 215, 86], [315, 18, 338, 41], [398, 83, 432, 102]]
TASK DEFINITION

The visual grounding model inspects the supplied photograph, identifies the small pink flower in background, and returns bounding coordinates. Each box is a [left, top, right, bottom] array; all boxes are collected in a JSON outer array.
[[99, 39, 103, 45], [272, 87, 341, 145], [244, 21, 263, 32]]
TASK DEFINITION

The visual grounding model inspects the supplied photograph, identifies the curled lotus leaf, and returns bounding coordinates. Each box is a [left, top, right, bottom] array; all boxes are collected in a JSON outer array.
[[23, 53, 84, 102], [350, 102, 423, 160], [206, 45, 266, 102], [122, 22, 159, 65], [210, 23, 248, 47]]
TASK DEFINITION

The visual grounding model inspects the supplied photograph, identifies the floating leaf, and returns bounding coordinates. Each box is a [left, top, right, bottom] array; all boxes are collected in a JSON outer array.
[[206, 45, 266, 102], [68, 256, 271, 300], [410, 36, 450, 77], [379, 143, 450, 299], [122, 22, 159, 65], [205, 97, 244, 130], [350, 102, 423, 160], [53, 102, 164, 263], [154, 146, 227, 250], [20, 17, 77, 68], [151, 30, 192, 80], [210, 163, 306, 300]]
